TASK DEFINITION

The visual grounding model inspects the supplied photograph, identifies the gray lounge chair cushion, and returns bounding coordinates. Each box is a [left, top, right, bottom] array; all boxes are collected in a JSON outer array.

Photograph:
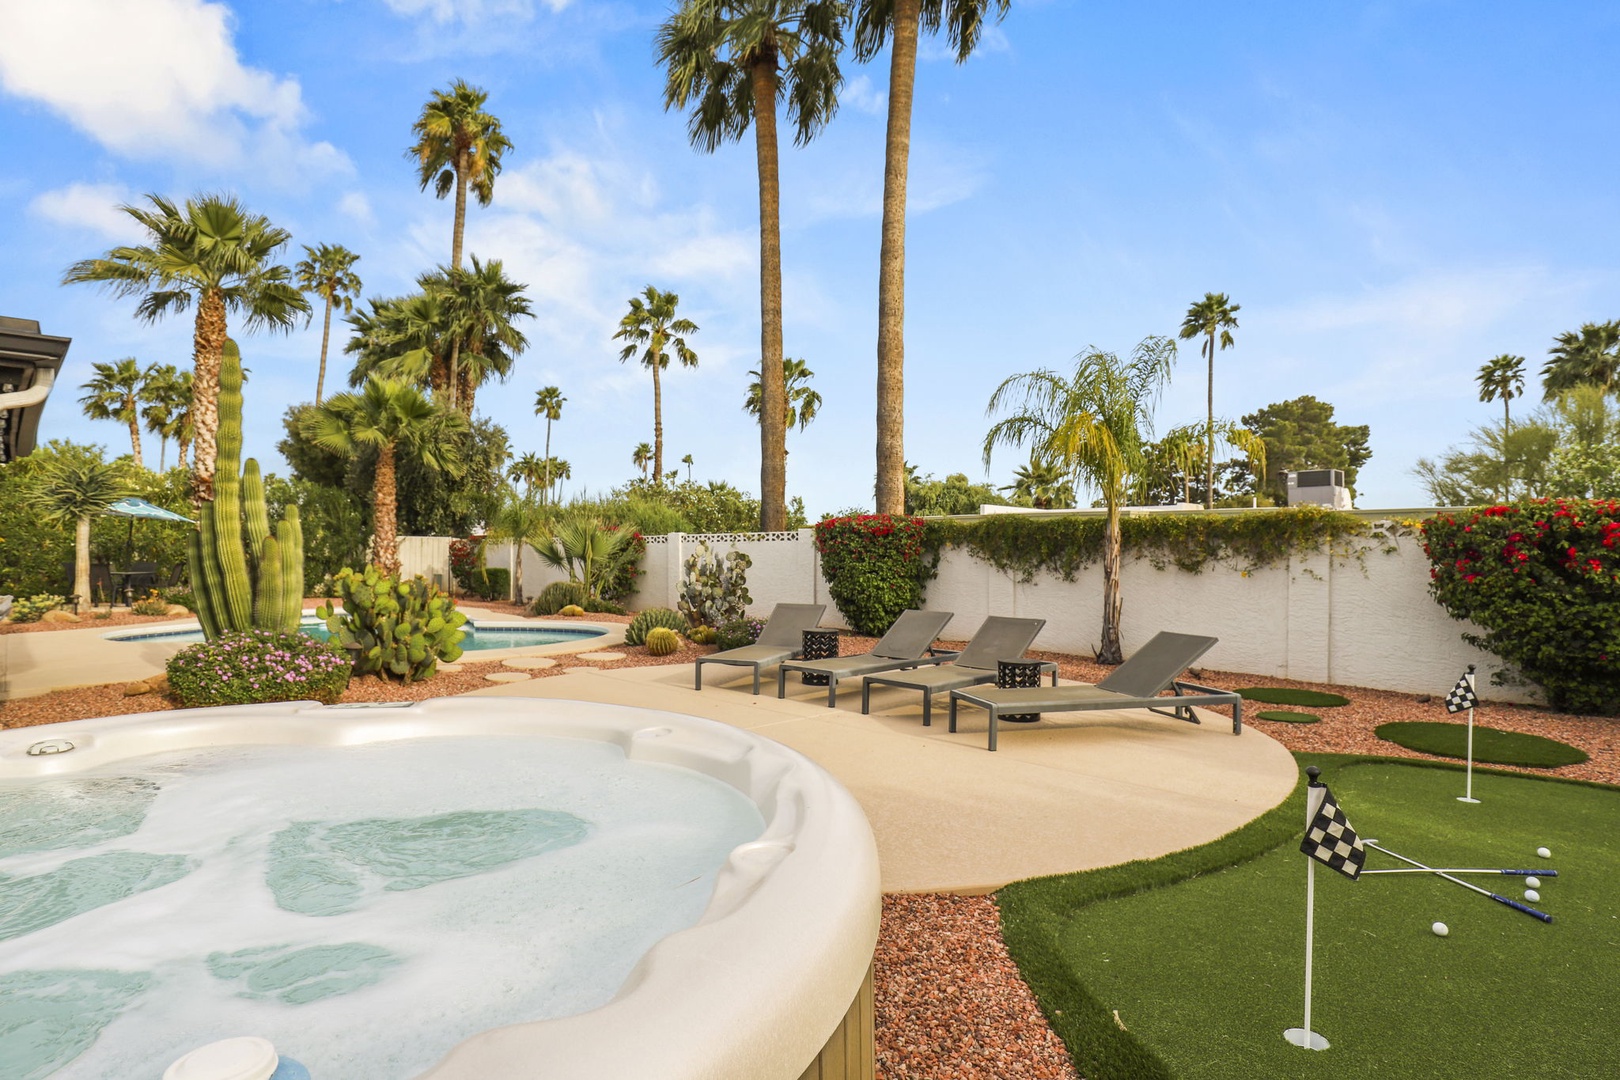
[[867, 609, 956, 660], [950, 616, 1050, 671], [703, 643, 797, 667], [1096, 632, 1218, 698], [754, 603, 828, 648]]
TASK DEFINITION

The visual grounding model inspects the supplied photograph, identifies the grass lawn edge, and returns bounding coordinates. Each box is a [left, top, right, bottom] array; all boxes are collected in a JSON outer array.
[[995, 754, 1618, 1080]]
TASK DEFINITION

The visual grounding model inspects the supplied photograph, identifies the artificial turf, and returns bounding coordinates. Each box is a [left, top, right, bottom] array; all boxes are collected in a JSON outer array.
[[1238, 687, 1351, 707], [1375, 721, 1589, 768], [1254, 710, 1320, 724], [999, 757, 1617, 1080]]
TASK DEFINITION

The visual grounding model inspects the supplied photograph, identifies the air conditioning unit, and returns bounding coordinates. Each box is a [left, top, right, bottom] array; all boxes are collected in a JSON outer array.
[[1285, 469, 1351, 510]]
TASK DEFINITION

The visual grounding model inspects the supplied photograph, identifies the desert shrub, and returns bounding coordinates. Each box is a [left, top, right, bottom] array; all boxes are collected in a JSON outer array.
[[687, 625, 717, 645], [161, 586, 196, 611], [679, 543, 752, 628], [598, 528, 646, 604], [130, 589, 170, 617], [814, 514, 935, 636], [465, 567, 510, 602], [625, 607, 686, 646], [317, 566, 466, 683], [558, 604, 586, 617], [532, 580, 588, 615], [1424, 498, 1620, 714], [644, 626, 681, 656], [582, 596, 626, 615], [8, 594, 66, 623], [715, 617, 765, 651], [166, 630, 351, 706]]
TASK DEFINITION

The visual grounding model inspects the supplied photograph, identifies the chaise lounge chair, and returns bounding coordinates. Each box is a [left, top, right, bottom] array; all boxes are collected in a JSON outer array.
[[693, 602, 828, 694], [776, 608, 956, 707], [859, 616, 1051, 727], [947, 631, 1241, 751]]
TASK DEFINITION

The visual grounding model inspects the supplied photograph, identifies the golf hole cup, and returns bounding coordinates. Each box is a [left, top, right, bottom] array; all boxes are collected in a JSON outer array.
[[1432, 922, 1449, 937]]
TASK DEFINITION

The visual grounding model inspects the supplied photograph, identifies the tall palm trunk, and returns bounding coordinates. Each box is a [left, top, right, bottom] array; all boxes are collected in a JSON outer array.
[[74, 514, 93, 613], [543, 419, 553, 508], [126, 399, 144, 469], [652, 360, 665, 485], [1099, 505, 1123, 664], [874, 0, 920, 516], [315, 295, 334, 404], [749, 51, 788, 532], [177, 435, 190, 474], [373, 443, 401, 577], [1204, 333, 1215, 510], [448, 149, 469, 414], [191, 287, 229, 503]]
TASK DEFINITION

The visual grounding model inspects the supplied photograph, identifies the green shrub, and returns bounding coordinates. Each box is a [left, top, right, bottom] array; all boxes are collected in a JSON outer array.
[[814, 514, 936, 636], [1423, 499, 1620, 714], [687, 625, 717, 645], [161, 587, 197, 612], [531, 580, 588, 616], [715, 617, 765, 651], [466, 567, 510, 602], [644, 626, 681, 656], [166, 630, 351, 706], [582, 596, 626, 615], [130, 589, 170, 617], [8, 594, 65, 623], [317, 566, 466, 683], [598, 528, 646, 604], [625, 607, 686, 646], [678, 542, 752, 628]]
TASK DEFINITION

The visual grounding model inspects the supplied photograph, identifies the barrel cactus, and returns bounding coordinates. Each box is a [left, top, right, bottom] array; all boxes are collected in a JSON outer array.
[[644, 626, 681, 656], [625, 607, 686, 646], [189, 339, 304, 639], [316, 565, 466, 682]]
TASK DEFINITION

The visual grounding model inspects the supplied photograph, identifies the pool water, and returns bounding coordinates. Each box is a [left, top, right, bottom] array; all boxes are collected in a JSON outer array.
[[111, 619, 604, 651], [0, 735, 764, 1079]]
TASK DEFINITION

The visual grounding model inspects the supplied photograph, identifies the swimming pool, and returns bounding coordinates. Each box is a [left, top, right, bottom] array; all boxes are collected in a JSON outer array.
[[103, 618, 607, 652]]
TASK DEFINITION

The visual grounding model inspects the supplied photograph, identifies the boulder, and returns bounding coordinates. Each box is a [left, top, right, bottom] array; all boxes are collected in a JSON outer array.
[[166, 604, 191, 617], [41, 609, 81, 624], [124, 681, 153, 696]]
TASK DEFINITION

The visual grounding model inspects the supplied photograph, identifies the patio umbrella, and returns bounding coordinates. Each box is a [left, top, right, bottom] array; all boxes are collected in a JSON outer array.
[[101, 496, 195, 571]]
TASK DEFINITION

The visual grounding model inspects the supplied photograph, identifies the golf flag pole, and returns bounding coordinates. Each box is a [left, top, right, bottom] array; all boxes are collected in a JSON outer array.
[[1446, 665, 1481, 804], [1287, 766, 1367, 1051], [1286, 768, 1329, 1051]]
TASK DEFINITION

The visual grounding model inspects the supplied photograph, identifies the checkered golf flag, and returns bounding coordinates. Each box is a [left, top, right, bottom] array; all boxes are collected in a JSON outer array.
[[1444, 671, 1477, 714], [1299, 784, 1366, 880]]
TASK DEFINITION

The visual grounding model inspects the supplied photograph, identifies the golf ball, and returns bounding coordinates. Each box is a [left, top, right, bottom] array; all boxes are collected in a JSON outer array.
[[1537, 847, 1552, 859], [1432, 922, 1449, 937], [1525, 889, 1541, 902], [1525, 877, 1541, 889]]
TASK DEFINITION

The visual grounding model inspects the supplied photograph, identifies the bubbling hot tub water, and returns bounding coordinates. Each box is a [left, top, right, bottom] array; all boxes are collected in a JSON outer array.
[[0, 699, 881, 1080]]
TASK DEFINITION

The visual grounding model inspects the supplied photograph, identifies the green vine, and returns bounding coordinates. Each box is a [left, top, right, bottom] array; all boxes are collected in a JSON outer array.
[[923, 506, 1408, 584]]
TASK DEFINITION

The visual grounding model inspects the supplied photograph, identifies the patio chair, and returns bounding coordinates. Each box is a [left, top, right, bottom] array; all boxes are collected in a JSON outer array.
[[776, 608, 956, 707], [947, 631, 1241, 751], [860, 616, 1050, 727], [693, 603, 828, 694]]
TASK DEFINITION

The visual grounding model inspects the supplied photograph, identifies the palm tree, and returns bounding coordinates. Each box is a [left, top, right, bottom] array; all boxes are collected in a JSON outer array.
[[436, 256, 531, 413], [633, 442, 654, 479], [1177, 293, 1240, 510], [854, 0, 1010, 515], [140, 365, 192, 472], [681, 453, 695, 481], [745, 356, 823, 435], [508, 451, 547, 496], [63, 193, 309, 501], [1136, 420, 1265, 505], [613, 286, 699, 486], [984, 337, 1177, 663], [78, 358, 152, 468], [301, 377, 468, 577], [294, 243, 362, 404], [534, 516, 633, 600], [658, 0, 847, 531], [486, 486, 550, 605], [534, 385, 565, 504], [1543, 322, 1620, 398], [541, 457, 571, 503], [345, 291, 449, 392], [999, 453, 1073, 509], [27, 456, 130, 612], [1478, 353, 1526, 501], [409, 79, 512, 411]]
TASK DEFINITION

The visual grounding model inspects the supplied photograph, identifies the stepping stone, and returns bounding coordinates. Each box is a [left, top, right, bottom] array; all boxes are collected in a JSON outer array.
[[502, 657, 557, 670], [484, 671, 531, 683], [575, 651, 625, 663], [438, 662, 465, 673]]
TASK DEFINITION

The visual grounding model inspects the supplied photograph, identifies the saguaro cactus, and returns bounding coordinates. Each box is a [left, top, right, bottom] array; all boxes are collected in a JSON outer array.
[[190, 339, 306, 638]]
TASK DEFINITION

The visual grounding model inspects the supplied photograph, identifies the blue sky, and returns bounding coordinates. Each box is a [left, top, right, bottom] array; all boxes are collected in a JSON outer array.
[[3, 0, 1617, 513]]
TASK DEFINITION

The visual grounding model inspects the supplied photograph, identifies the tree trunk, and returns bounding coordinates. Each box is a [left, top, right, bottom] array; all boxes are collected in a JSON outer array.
[[1099, 503, 1124, 664], [652, 360, 664, 487], [874, 0, 921, 516], [373, 443, 401, 577], [543, 419, 553, 508], [749, 54, 787, 532], [447, 337, 463, 414], [177, 436, 190, 474], [158, 438, 167, 472], [190, 287, 229, 503], [74, 514, 92, 614], [316, 296, 334, 404], [512, 540, 525, 606], [1205, 334, 1215, 510], [1502, 399, 1512, 501], [127, 401, 144, 470]]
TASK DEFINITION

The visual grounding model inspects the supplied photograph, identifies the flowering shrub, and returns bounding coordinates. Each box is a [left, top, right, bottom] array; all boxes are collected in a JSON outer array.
[[815, 515, 937, 636], [166, 630, 351, 707], [7, 594, 66, 623], [1424, 499, 1620, 715], [449, 537, 482, 590], [715, 617, 766, 651], [130, 589, 170, 617]]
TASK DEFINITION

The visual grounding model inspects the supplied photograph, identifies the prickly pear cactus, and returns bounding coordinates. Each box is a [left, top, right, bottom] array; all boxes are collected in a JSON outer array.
[[644, 626, 681, 656], [677, 543, 752, 629], [316, 565, 467, 682]]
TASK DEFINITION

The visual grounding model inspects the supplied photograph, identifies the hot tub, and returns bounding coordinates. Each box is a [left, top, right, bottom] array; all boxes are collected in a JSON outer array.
[[0, 699, 880, 1079]]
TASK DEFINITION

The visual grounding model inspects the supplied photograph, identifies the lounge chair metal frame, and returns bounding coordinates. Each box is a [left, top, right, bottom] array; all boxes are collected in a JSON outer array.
[[693, 603, 827, 694], [776, 609, 956, 707]]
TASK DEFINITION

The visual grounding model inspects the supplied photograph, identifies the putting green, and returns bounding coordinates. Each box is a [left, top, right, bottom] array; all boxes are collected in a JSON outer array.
[[1238, 687, 1350, 707], [1376, 721, 1589, 768], [1255, 710, 1320, 724], [1000, 758, 1617, 1080]]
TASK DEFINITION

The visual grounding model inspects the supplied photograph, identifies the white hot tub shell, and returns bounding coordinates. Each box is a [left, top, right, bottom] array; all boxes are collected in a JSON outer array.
[[0, 697, 882, 1080]]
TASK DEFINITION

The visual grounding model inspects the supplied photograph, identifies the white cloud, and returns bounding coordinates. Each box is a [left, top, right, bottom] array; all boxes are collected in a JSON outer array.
[[28, 182, 142, 241], [803, 138, 989, 220], [0, 0, 348, 181], [380, 0, 569, 24], [338, 191, 375, 225], [842, 75, 887, 116]]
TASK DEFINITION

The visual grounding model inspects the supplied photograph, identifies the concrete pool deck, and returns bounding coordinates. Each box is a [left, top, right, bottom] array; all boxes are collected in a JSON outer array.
[[467, 663, 1298, 893]]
